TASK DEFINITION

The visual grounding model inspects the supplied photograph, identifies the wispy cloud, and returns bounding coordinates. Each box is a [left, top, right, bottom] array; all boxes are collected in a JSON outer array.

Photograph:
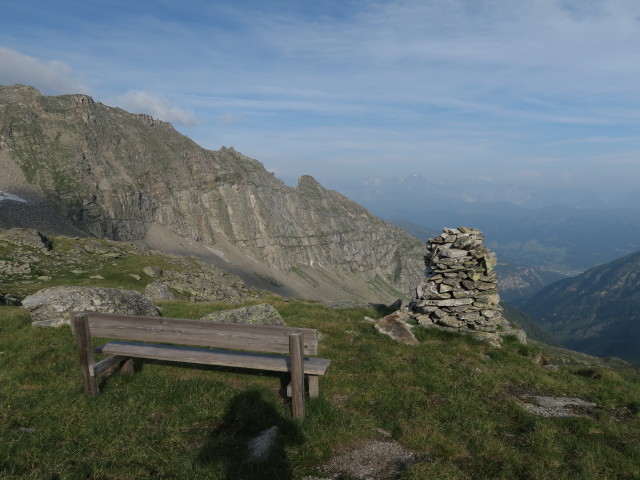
[[111, 90, 198, 126], [0, 47, 89, 95], [548, 136, 640, 146], [2, 0, 640, 203]]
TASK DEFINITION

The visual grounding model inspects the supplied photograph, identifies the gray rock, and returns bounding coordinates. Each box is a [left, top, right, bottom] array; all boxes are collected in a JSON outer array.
[[459, 312, 483, 322], [247, 426, 279, 462], [436, 316, 465, 328], [422, 298, 474, 307], [144, 282, 175, 302], [374, 311, 419, 346], [499, 318, 528, 344], [0, 261, 31, 274], [156, 263, 251, 304], [439, 247, 469, 259], [22, 286, 160, 327], [521, 396, 596, 418], [200, 303, 285, 326], [143, 266, 163, 278]]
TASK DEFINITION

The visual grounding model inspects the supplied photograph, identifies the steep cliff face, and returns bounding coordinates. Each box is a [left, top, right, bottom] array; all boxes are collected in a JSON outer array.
[[0, 85, 423, 301]]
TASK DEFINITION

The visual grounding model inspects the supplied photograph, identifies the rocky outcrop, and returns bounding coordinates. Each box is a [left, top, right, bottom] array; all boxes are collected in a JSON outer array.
[[143, 282, 175, 302], [373, 311, 419, 346], [0, 85, 423, 302], [22, 286, 159, 327], [0, 229, 258, 304], [147, 262, 250, 304], [200, 303, 285, 326], [408, 227, 525, 346]]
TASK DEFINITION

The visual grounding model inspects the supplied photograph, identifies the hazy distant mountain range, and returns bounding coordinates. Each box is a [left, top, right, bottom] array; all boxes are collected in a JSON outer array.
[[384, 218, 569, 303], [332, 173, 640, 276]]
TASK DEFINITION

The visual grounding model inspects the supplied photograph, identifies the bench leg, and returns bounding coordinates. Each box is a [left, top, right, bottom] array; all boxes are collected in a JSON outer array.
[[72, 313, 99, 396], [120, 358, 135, 375], [308, 375, 319, 398], [289, 331, 305, 420], [93, 355, 130, 376]]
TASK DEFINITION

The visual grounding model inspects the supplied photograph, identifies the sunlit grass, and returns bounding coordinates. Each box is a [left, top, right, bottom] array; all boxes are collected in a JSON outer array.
[[1, 300, 639, 479]]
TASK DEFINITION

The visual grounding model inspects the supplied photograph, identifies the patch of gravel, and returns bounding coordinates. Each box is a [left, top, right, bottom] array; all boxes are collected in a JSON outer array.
[[304, 438, 419, 480]]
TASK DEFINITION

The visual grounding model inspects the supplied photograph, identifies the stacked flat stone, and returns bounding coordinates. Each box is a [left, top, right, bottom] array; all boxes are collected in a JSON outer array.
[[409, 227, 503, 333]]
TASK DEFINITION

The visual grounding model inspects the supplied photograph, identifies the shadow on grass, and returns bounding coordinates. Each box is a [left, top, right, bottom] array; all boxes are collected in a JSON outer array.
[[198, 389, 304, 480], [97, 357, 290, 395]]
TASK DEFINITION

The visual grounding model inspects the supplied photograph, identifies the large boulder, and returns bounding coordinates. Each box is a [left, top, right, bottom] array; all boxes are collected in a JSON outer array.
[[22, 286, 160, 327], [200, 303, 285, 326], [144, 282, 176, 302]]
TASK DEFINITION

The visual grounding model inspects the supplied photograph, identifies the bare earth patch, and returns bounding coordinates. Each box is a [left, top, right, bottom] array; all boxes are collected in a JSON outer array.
[[304, 437, 419, 480]]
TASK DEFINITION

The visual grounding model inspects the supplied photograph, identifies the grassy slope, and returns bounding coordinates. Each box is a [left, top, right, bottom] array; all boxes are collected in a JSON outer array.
[[1, 299, 639, 480]]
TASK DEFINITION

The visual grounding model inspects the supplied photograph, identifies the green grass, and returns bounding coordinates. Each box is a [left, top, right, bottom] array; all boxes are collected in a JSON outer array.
[[1, 300, 639, 479], [0, 235, 195, 300]]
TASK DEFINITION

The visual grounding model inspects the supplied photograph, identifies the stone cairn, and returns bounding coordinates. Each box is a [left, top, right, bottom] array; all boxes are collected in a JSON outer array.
[[408, 227, 524, 345]]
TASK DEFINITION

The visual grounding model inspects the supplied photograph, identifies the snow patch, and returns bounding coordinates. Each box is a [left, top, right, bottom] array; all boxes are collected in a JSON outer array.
[[0, 191, 28, 203], [203, 245, 228, 262]]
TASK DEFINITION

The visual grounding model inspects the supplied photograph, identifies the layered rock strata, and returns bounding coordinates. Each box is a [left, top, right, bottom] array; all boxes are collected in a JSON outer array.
[[0, 85, 423, 302], [409, 227, 522, 344]]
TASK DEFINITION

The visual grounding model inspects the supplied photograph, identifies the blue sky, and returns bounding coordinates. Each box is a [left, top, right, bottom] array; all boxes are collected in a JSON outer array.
[[1, 0, 639, 206]]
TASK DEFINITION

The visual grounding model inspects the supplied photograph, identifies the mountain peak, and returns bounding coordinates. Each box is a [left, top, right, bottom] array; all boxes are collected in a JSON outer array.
[[0, 87, 424, 303]]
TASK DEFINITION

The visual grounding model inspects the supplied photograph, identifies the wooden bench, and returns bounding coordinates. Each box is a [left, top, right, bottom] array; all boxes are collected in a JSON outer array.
[[71, 311, 330, 419]]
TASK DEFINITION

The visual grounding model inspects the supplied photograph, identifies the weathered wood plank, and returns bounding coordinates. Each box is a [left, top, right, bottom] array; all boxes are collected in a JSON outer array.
[[93, 355, 129, 377], [287, 376, 321, 398], [99, 341, 330, 375], [289, 331, 305, 420], [72, 313, 99, 396], [308, 375, 320, 398], [81, 312, 319, 355]]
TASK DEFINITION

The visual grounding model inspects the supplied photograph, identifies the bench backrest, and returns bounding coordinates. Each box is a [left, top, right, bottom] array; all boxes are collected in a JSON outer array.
[[71, 312, 318, 356]]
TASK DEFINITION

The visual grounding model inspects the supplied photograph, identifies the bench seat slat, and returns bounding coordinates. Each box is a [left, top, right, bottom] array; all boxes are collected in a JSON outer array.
[[99, 340, 331, 376], [83, 312, 318, 355]]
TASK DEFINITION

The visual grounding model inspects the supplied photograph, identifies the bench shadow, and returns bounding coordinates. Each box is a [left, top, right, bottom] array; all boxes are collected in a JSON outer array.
[[98, 359, 292, 398], [197, 389, 304, 480]]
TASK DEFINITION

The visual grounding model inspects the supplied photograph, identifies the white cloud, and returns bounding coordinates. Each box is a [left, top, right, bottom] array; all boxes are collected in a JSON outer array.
[[249, 0, 640, 100], [112, 90, 197, 126], [0, 47, 89, 94], [219, 111, 242, 126]]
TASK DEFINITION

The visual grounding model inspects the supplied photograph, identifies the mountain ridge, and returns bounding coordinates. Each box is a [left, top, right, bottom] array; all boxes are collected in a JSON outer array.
[[0, 84, 423, 302], [522, 249, 640, 365]]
